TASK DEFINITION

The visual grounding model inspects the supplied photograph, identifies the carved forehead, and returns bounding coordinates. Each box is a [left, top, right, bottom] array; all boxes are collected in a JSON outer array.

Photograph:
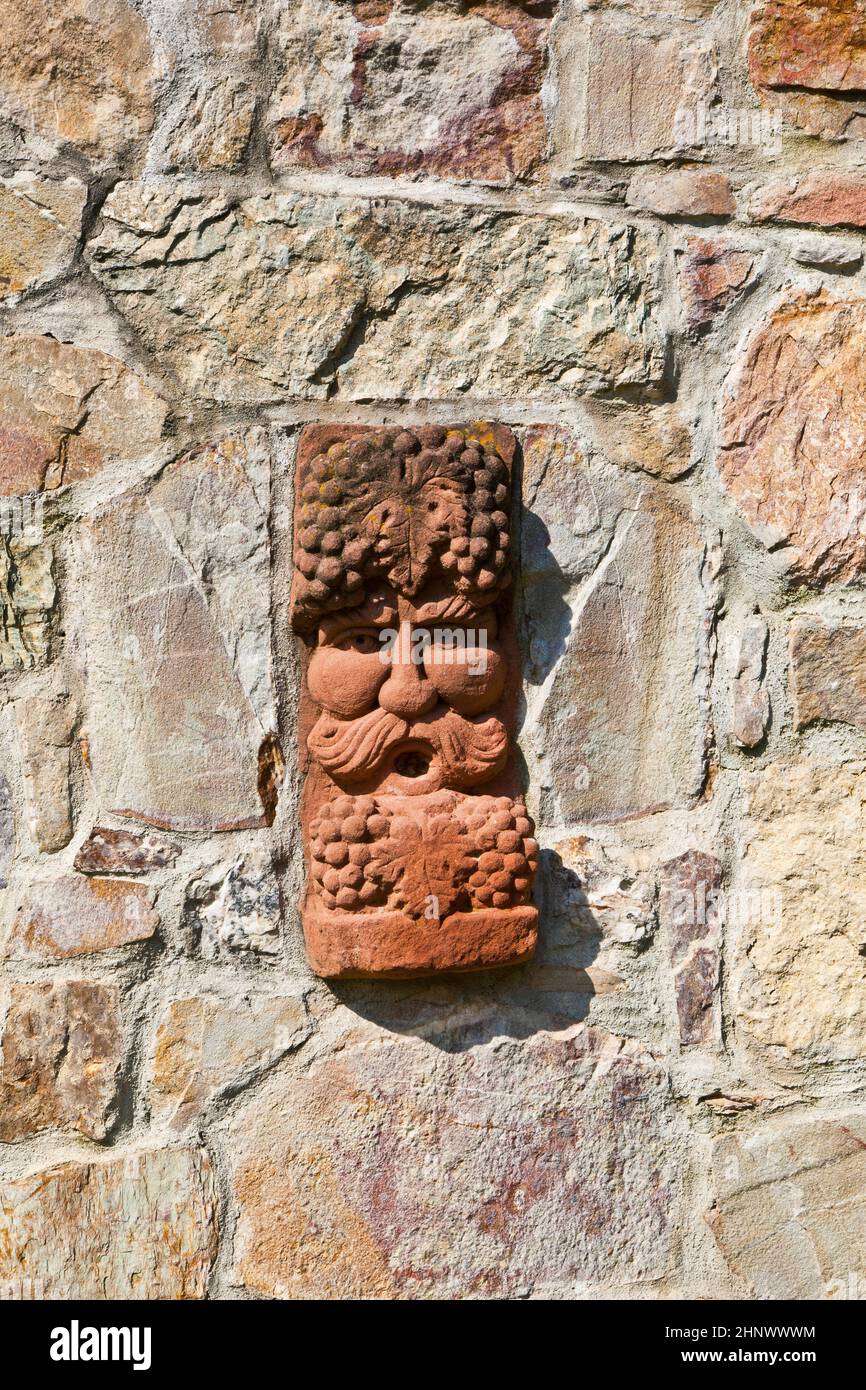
[[318, 591, 398, 641]]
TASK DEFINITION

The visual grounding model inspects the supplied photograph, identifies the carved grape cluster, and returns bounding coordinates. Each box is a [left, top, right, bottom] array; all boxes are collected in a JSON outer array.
[[309, 795, 389, 911], [462, 796, 539, 910], [309, 792, 538, 916], [292, 425, 512, 630]]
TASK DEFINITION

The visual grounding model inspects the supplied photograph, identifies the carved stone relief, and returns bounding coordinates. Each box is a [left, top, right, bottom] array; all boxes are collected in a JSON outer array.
[[290, 423, 538, 978]]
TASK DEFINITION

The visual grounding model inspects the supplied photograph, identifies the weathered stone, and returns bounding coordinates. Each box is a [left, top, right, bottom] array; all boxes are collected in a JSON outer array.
[[709, 1114, 866, 1298], [587, 404, 693, 482], [0, 980, 123, 1142], [0, 334, 167, 496], [719, 289, 866, 585], [230, 1015, 687, 1298], [157, 78, 256, 173], [731, 614, 769, 749], [0, 775, 11, 888], [184, 851, 281, 959], [525, 429, 717, 824], [88, 187, 667, 403], [792, 233, 863, 270], [16, 692, 77, 852], [549, 834, 657, 947], [659, 851, 722, 1046], [0, 1146, 217, 1299], [74, 826, 178, 876], [751, 172, 866, 230], [678, 238, 756, 335], [749, 0, 866, 138], [267, 0, 549, 183], [0, 173, 86, 301], [0, 539, 54, 670], [626, 169, 734, 218], [556, 21, 717, 163], [734, 761, 866, 1063], [4, 876, 158, 960], [75, 431, 276, 832], [790, 619, 866, 732], [150, 992, 310, 1132], [0, 0, 156, 162]]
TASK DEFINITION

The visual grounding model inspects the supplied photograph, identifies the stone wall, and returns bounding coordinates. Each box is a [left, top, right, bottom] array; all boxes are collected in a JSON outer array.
[[0, 0, 865, 1301]]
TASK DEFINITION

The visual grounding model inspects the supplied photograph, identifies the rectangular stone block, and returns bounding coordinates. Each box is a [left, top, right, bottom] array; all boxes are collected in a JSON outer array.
[[267, 0, 550, 183], [733, 761, 866, 1067], [659, 850, 722, 1047], [88, 187, 667, 404], [4, 876, 159, 960], [74, 431, 277, 832], [0, 980, 123, 1142], [0, 1147, 217, 1299], [790, 618, 866, 732], [710, 1114, 866, 1298]]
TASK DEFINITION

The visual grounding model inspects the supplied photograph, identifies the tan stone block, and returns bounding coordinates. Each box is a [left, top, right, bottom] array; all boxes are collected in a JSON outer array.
[[0, 335, 166, 496], [88, 187, 667, 403], [526, 428, 717, 823], [719, 289, 866, 585], [15, 692, 77, 853], [710, 1114, 866, 1297], [587, 403, 694, 482], [734, 761, 866, 1063], [4, 876, 159, 960], [0, 540, 54, 671], [626, 169, 735, 218], [0, 173, 86, 301], [75, 432, 276, 833], [0, 1147, 217, 1298], [0, 980, 123, 1142], [150, 993, 310, 1132], [560, 22, 717, 163], [0, 0, 155, 162]]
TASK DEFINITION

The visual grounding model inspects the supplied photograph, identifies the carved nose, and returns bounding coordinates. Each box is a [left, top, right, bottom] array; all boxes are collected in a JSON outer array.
[[379, 622, 438, 719]]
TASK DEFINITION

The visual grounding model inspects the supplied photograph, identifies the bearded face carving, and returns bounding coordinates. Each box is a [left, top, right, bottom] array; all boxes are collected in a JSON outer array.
[[291, 423, 538, 978]]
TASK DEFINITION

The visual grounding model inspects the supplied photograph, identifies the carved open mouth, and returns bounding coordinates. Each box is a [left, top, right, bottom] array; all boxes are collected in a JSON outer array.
[[393, 749, 431, 778]]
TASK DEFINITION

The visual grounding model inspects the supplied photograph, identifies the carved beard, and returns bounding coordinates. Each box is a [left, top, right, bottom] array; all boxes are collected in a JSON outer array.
[[308, 706, 508, 787]]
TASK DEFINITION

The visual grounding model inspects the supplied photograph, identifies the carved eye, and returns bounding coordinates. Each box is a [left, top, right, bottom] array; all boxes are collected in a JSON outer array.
[[334, 629, 380, 655]]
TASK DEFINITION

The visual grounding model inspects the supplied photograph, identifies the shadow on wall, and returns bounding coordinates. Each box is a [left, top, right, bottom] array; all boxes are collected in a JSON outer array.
[[331, 848, 604, 1051]]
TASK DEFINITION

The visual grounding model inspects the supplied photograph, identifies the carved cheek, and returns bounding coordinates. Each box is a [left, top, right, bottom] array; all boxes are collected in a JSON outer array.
[[427, 642, 506, 714], [307, 648, 387, 718]]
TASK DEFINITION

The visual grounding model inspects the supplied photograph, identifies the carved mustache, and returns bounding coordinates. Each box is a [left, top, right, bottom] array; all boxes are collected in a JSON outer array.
[[308, 706, 508, 786]]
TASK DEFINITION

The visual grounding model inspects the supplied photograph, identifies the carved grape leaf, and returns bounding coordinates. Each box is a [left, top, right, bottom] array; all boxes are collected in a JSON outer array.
[[359, 472, 468, 595], [371, 815, 475, 921]]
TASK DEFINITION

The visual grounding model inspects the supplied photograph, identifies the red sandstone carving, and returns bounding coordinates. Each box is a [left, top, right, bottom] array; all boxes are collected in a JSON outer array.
[[290, 423, 538, 978]]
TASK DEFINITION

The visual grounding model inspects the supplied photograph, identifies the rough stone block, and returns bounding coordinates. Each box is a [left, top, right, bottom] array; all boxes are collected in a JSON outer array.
[[4, 876, 159, 960], [0, 980, 123, 1142], [0, 1147, 217, 1299], [88, 187, 668, 403], [267, 0, 550, 183], [719, 289, 866, 585]]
